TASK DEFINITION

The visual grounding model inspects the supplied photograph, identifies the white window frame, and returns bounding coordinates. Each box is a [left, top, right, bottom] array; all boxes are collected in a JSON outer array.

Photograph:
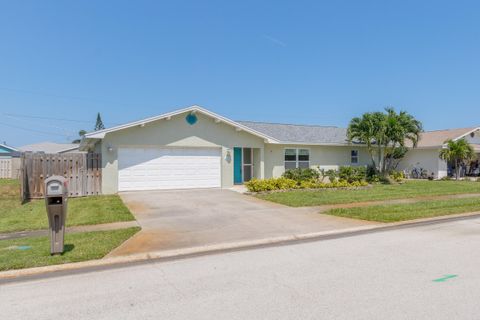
[[351, 149, 359, 164], [284, 148, 310, 169]]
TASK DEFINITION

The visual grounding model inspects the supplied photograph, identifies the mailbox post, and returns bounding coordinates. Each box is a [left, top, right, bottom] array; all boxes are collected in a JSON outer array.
[[45, 176, 68, 255]]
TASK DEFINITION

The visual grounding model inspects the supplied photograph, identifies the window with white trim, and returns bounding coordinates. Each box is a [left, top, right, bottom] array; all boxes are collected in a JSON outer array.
[[351, 150, 359, 164], [284, 148, 310, 169]]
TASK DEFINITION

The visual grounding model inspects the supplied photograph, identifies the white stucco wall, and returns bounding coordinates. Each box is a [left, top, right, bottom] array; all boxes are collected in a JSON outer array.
[[397, 148, 447, 179], [264, 144, 372, 178], [98, 112, 266, 194]]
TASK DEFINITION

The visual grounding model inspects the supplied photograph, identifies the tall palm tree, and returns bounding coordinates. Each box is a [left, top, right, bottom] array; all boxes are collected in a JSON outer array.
[[382, 108, 422, 173], [347, 112, 384, 170], [439, 139, 475, 179], [348, 108, 422, 176]]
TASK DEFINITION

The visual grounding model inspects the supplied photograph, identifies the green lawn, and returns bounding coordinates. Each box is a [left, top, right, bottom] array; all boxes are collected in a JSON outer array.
[[256, 180, 480, 207], [325, 197, 480, 222], [0, 227, 140, 271], [0, 179, 135, 233]]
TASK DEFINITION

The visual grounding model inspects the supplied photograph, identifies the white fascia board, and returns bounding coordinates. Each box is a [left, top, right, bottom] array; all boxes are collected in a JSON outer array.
[[83, 105, 279, 143], [452, 127, 480, 142], [0, 144, 19, 152]]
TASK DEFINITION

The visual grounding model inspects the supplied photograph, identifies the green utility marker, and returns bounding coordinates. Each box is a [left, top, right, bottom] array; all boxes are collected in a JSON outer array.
[[433, 275, 458, 282]]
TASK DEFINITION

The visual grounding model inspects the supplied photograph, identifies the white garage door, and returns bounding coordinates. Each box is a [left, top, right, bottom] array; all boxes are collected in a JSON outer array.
[[118, 147, 221, 191]]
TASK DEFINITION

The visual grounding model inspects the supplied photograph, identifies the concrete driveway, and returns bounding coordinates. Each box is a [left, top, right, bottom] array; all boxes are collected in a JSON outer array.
[[109, 189, 374, 256]]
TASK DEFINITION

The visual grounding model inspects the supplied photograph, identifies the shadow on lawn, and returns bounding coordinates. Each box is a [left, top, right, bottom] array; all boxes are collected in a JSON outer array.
[[60, 244, 75, 255]]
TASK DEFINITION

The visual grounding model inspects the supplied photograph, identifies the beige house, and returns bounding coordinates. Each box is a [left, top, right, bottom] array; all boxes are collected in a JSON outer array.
[[80, 105, 370, 194], [398, 127, 480, 179], [80, 105, 480, 194]]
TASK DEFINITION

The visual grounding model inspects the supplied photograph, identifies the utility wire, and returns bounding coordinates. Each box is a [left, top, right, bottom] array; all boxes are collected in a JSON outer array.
[[3, 112, 92, 123], [4, 114, 78, 134], [0, 86, 137, 107], [2, 112, 119, 127], [0, 121, 70, 137]]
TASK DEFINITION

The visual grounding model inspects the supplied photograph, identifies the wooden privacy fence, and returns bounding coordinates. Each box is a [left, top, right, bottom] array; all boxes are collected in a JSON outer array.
[[21, 153, 102, 201]]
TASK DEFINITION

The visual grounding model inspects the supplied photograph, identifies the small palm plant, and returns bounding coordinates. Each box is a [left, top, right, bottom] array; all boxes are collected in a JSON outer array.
[[439, 139, 475, 180]]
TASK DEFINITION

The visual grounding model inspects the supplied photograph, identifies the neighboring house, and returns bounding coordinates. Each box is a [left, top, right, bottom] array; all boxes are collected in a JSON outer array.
[[79, 105, 479, 194], [0, 143, 19, 158], [0, 143, 21, 179], [398, 127, 480, 179], [80, 105, 370, 193], [19, 142, 81, 154]]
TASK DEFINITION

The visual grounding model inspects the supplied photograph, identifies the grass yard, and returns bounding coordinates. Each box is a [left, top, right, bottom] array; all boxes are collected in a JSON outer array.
[[0, 227, 140, 271], [0, 179, 135, 233], [256, 180, 480, 207], [325, 197, 480, 222]]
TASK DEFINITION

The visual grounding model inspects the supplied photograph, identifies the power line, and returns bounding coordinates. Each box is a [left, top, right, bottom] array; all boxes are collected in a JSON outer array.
[[3, 112, 92, 123], [0, 86, 136, 107], [3, 117, 77, 139], [0, 121, 70, 137], [2, 112, 119, 127]]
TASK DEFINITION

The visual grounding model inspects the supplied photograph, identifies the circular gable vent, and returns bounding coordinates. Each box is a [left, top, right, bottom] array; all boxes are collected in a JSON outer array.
[[185, 113, 198, 125]]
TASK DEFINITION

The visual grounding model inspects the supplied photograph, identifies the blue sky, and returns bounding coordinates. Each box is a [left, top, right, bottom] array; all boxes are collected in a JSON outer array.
[[1, 0, 480, 146]]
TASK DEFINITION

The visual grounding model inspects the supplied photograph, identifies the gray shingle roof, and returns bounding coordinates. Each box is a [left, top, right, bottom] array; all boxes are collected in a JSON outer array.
[[19, 142, 81, 153], [237, 121, 350, 144]]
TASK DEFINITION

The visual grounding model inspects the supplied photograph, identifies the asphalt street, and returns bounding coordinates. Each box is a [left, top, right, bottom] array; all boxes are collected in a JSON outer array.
[[2, 217, 480, 319]]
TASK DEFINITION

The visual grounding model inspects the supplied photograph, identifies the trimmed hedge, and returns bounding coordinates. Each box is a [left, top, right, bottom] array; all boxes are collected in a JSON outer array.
[[245, 178, 368, 193]]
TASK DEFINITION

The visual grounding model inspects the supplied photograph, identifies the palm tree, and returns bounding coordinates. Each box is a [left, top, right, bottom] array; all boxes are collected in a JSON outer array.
[[348, 108, 422, 176], [382, 108, 422, 173], [439, 139, 475, 180], [347, 111, 386, 172]]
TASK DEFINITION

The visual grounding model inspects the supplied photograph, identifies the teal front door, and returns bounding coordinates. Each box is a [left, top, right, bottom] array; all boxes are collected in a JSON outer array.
[[234, 147, 242, 184]]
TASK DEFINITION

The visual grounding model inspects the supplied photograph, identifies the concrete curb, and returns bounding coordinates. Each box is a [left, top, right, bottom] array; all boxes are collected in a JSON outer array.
[[2, 211, 480, 282]]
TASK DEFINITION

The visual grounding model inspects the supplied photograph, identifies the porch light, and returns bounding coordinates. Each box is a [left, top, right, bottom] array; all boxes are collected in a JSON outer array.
[[225, 148, 232, 162]]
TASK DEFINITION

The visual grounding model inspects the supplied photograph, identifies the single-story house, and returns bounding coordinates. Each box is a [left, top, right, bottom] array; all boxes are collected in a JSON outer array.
[[19, 142, 81, 154], [0, 143, 19, 158], [398, 127, 480, 179], [79, 105, 479, 194], [0, 143, 21, 179]]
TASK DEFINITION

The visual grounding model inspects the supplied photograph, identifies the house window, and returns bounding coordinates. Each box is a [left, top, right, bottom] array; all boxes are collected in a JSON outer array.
[[284, 148, 310, 169], [284, 149, 297, 170], [298, 149, 310, 168], [351, 150, 359, 164]]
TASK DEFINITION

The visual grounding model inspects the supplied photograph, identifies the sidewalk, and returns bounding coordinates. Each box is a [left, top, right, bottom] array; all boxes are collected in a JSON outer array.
[[0, 221, 139, 241]]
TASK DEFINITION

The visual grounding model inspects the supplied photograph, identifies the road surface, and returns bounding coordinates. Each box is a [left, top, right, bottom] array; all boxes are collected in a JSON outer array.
[[2, 217, 480, 319]]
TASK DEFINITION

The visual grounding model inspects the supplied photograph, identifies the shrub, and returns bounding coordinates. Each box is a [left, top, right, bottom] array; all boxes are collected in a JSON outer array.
[[245, 177, 368, 192], [440, 176, 453, 181], [282, 168, 319, 182], [389, 170, 405, 182], [245, 178, 297, 192], [325, 169, 338, 183], [338, 166, 366, 183]]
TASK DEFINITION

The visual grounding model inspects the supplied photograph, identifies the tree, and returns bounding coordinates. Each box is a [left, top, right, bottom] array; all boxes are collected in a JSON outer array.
[[95, 113, 105, 131], [439, 139, 475, 180], [72, 130, 87, 144], [347, 108, 423, 176]]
